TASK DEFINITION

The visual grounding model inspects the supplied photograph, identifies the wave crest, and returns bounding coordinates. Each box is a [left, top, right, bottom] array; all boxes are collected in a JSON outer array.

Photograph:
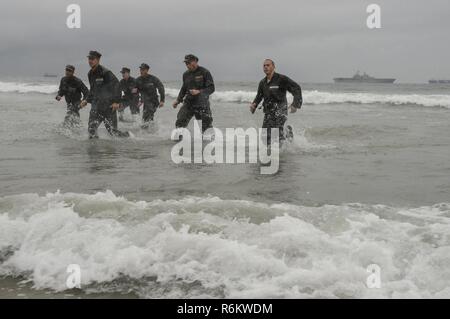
[[1, 80, 449, 109], [1, 191, 449, 298]]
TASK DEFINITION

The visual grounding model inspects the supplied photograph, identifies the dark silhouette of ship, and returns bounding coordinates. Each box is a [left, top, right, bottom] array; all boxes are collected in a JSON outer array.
[[334, 71, 396, 84], [43, 73, 57, 78], [429, 79, 450, 84]]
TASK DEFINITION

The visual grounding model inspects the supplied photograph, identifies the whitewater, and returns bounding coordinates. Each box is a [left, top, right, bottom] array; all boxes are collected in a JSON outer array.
[[1, 80, 450, 109], [1, 191, 449, 298], [0, 78, 449, 298]]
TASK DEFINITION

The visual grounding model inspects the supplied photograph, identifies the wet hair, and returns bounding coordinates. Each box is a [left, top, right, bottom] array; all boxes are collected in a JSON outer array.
[[264, 59, 275, 67]]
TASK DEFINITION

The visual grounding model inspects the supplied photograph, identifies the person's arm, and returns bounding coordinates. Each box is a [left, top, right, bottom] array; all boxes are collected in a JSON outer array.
[[252, 80, 264, 106], [283, 76, 303, 109], [56, 78, 64, 99], [86, 73, 93, 104], [156, 77, 165, 103], [201, 70, 215, 96], [176, 74, 187, 103], [105, 71, 121, 104], [79, 79, 89, 101], [130, 78, 138, 96]]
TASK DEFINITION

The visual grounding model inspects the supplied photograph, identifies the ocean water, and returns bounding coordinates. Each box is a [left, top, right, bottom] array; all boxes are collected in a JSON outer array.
[[0, 77, 449, 298]]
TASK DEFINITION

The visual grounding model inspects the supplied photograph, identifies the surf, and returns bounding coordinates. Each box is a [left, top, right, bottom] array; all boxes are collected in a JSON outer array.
[[1, 190, 449, 298]]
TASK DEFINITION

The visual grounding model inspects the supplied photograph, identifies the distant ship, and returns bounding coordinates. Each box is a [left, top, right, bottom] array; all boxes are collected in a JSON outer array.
[[334, 71, 396, 84], [429, 79, 450, 84], [43, 73, 57, 78]]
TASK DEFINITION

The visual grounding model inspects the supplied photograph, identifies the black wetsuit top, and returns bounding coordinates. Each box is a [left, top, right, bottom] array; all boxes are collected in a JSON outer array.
[[119, 76, 138, 103], [57, 76, 89, 105], [135, 74, 165, 103], [176, 66, 215, 106], [253, 73, 303, 112], [86, 65, 121, 106]]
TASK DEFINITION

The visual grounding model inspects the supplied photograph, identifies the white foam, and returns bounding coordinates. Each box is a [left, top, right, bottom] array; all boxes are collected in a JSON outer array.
[[164, 88, 450, 109], [0, 81, 58, 94], [1, 191, 449, 298], [1, 81, 448, 109]]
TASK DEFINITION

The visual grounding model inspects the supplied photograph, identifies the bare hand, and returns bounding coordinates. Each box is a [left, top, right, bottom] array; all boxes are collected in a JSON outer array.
[[189, 89, 200, 96], [159, 101, 165, 108], [111, 103, 120, 110], [290, 105, 297, 113], [80, 100, 88, 108], [250, 103, 257, 114], [172, 100, 179, 108]]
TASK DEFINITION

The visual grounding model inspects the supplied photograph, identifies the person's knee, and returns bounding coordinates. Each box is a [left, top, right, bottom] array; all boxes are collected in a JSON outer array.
[[176, 118, 188, 128]]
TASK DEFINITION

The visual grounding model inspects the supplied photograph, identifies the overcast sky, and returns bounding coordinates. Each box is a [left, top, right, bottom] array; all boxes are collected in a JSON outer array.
[[1, 0, 449, 82]]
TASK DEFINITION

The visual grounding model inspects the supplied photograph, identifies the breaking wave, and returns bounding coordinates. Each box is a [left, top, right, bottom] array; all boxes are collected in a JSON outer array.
[[1, 80, 449, 109], [0, 81, 58, 94], [1, 191, 449, 298]]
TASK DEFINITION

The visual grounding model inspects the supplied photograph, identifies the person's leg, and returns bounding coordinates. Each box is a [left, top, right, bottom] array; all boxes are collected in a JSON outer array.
[[142, 100, 157, 126], [88, 105, 102, 138], [263, 114, 287, 145], [64, 111, 80, 127], [130, 100, 140, 115], [175, 103, 194, 128], [194, 103, 213, 133], [64, 103, 81, 127], [88, 114, 101, 138], [111, 108, 119, 129], [104, 107, 129, 137]]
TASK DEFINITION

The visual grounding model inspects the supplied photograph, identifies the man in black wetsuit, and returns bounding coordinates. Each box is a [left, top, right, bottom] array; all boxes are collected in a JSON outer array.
[[55, 65, 89, 127], [250, 59, 303, 144], [135, 63, 165, 129], [82, 51, 129, 139], [172, 54, 215, 133], [118, 67, 140, 122]]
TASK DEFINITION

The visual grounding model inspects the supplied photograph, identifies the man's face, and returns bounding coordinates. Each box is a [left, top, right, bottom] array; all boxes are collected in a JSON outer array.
[[140, 68, 149, 76], [122, 72, 130, 80], [185, 60, 198, 71], [263, 60, 275, 75], [65, 69, 74, 77], [88, 57, 99, 68]]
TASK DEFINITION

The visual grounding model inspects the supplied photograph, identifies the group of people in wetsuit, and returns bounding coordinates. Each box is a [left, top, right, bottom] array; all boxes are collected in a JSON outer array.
[[56, 50, 303, 142]]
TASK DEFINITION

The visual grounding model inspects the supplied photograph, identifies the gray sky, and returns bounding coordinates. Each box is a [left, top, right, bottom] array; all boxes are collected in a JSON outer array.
[[1, 0, 449, 82]]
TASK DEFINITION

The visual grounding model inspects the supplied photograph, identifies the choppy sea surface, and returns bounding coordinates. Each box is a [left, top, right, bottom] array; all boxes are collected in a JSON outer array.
[[0, 77, 449, 298]]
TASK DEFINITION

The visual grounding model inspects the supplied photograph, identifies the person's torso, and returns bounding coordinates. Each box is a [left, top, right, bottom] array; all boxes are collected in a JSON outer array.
[[261, 73, 288, 107], [136, 75, 160, 100], [183, 67, 210, 104], [88, 65, 115, 102], [183, 67, 209, 91], [61, 76, 83, 103], [120, 77, 136, 100]]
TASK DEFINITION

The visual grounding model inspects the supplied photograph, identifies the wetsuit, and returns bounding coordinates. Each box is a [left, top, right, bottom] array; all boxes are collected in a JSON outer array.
[[57, 76, 89, 125], [135, 74, 165, 124], [86, 64, 129, 138], [175, 66, 215, 133], [252, 72, 302, 143], [119, 76, 140, 116]]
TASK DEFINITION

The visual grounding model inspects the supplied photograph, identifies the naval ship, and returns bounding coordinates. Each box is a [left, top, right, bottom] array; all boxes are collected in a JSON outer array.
[[429, 79, 450, 84], [334, 71, 396, 84]]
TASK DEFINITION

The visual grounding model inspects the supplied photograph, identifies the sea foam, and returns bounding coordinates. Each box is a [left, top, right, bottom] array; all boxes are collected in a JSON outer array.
[[1, 191, 449, 298], [1, 81, 449, 109]]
